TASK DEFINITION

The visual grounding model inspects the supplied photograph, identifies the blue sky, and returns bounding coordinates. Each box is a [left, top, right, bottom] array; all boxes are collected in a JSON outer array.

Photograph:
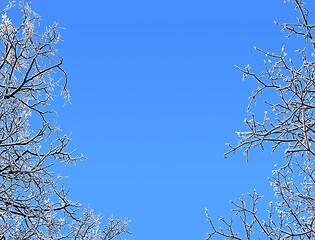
[[6, 0, 315, 239]]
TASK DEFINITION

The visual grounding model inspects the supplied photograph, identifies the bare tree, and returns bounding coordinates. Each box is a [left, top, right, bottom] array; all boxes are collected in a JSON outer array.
[[0, 1, 131, 239], [206, 0, 315, 239]]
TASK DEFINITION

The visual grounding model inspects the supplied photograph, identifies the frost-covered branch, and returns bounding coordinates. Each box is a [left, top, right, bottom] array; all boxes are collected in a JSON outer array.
[[207, 0, 315, 239], [0, 1, 132, 239]]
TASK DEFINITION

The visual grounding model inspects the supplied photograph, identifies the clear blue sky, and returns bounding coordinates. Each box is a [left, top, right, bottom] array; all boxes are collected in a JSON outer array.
[[6, 1, 315, 239]]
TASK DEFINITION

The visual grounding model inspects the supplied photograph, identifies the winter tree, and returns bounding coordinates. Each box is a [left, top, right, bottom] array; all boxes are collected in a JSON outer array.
[[0, 1, 131, 239], [206, 0, 315, 239]]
